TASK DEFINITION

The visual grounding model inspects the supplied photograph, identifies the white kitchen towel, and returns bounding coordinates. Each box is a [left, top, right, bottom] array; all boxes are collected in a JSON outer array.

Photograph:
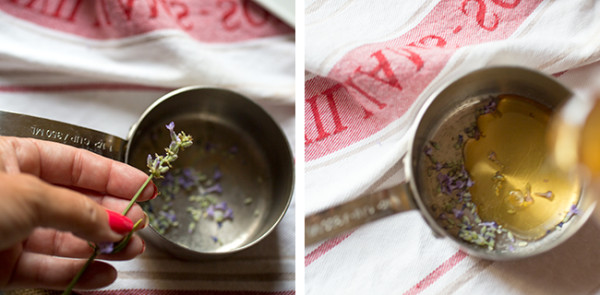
[[305, 0, 600, 294], [0, 1, 295, 294]]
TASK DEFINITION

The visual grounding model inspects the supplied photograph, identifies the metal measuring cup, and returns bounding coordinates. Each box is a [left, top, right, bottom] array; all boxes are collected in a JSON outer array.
[[305, 66, 595, 260], [0, 86, 294, 259]]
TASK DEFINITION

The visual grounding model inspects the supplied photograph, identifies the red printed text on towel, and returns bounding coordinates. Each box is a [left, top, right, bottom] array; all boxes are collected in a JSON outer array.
[[305, 0, 541, 161], [0, 0, 292, 42]]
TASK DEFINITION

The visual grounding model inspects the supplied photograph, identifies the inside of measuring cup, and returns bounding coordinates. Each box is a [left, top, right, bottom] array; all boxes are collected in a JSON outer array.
[[409, 67, 595, 260], [125, 88, 293, 258]]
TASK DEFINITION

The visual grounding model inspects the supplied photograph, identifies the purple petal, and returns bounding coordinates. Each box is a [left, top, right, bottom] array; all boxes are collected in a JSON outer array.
[[211, 236, 218, 243], [535, 191, 553, 199], [452, 208, 464, 219], [479, 221, 498, 229], [568, 205, 581, 216], [205, 183, 223, 195], [224, 208, 234, 220], [166, 121, 175, 131], [183, 168, 195, 179], [215, 201, 228, 211], [424, 145, 433, 156], [483, 100, 497, 114], [229, 146, 239, 154], [213, 168, 222, 181], [206, 205, 215, 218], [147, 154, 153, 167], [159, 210, 176, 222], [98, 242, 114, 254], [467, 178, 474, 188]]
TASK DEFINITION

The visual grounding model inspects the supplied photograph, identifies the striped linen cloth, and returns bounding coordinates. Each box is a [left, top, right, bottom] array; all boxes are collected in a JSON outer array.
[[304, 1, 600, 294], [0, 1, 295, 294]]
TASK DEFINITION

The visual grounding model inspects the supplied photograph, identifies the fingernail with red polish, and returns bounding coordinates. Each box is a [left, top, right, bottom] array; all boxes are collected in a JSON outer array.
[[106, 209, 134, 234]]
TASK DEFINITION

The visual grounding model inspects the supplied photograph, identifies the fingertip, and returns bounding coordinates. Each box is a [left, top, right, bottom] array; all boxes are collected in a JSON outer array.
[[105, 209, 134, 234], [76, 260, 117, 289], [144, 180, 158, 201]]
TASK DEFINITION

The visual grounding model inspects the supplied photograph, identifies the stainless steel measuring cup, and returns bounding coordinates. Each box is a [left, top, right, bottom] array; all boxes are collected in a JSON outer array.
[[305, 66, 595, 260], [0, 86, 294, 259]]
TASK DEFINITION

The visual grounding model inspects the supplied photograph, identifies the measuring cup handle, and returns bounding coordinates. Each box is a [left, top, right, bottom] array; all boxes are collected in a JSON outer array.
[[0, 111, 125, 161], [305, 183, 415, 246]]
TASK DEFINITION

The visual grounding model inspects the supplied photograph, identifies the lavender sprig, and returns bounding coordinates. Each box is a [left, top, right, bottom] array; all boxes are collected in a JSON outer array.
[[63, 122, 192, 295]]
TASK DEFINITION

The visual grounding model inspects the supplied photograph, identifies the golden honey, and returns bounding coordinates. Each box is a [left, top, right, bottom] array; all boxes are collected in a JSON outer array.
[[464, 95, 580, 240], [581, 98, 600, 178]]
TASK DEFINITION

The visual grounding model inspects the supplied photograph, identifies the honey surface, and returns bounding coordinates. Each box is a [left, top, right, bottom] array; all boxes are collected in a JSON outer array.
[[464, 95, 580, 240], [581, 99, 600, 178]]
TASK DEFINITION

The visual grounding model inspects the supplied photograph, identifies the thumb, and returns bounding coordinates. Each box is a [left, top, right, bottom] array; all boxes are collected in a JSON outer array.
[[23, 174, 132, 243]]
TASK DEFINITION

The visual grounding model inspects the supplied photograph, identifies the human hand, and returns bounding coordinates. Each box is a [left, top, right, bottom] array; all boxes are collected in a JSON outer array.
[[0, 136, 156, 290]]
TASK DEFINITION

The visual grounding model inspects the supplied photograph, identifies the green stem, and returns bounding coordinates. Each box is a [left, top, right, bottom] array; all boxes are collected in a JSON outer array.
[[122, 175, 153, 216], [62, 247, 99, 295]]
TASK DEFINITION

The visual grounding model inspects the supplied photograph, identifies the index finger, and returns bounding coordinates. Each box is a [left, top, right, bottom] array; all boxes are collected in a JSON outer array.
[[0, 136, 156, 201]]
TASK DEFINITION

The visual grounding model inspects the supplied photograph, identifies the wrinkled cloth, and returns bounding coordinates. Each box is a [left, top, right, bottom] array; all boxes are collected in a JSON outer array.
[[0, 1, 294, 294], [305, 1, 600, 294]]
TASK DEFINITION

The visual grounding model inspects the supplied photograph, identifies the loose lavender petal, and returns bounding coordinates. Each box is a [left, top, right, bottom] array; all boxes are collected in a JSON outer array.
[[424, 145, 433, 156], [467, 178, 475, 188], [98, 242, 114, 254], [160, 210, 177, 222], [215, 201, 228, 211], [479, 221, 498, 229], [211, 236, 218, 243], [482, 100, 497, 114], [213, 167, 222, 181], [205, 183, 223, 195], [566, 205, 581, 219], [452, 208, 464, 219], [206, 205, 215, 218], [183, 168, 195, 179], [534, 191, 553, 199], [224, 208, 234, 220], [229, 146, 239, 154]]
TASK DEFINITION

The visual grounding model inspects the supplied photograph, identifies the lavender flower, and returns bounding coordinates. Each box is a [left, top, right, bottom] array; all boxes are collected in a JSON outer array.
[[466, 178, 474, 188], [535, 191, 554, 200], [424, 145, 433, 156], [160, 210, 177, 222], [205, 183, 223, 195], [206, 205, 216, 218], [213, 167, 222, 181], [224, 208, 234, 220], [64, 122, 192, 295], [452, 208, 464, 219], [566, 205, 581, 219], [147, 122, 193, 179], [481, 100, 497, 114], [215, 201, 228, 211], [98, 242, 114, 254], [479, 221, 498, 229], [179, 168, 196, 189]]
